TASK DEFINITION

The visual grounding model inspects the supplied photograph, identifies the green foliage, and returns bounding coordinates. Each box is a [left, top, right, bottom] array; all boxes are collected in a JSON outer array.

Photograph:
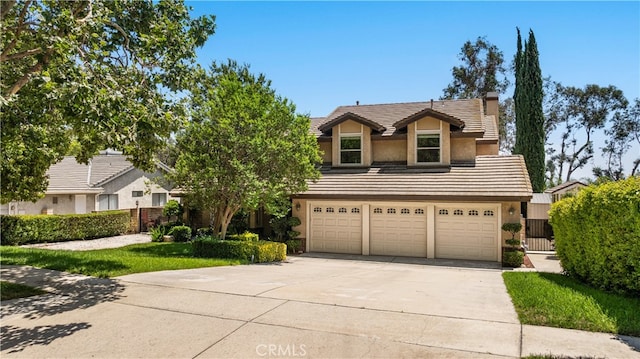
[[285, 239, 302, 254], [1, 0, 216, 203], [0, 243, 242, 278], [441, 36, 509, 99], [162, 200, 184, 221], [196, 227, 214, 237], [1, 281, 47, 301], [502, 222, 523, 248], [270, 214, 302, 242], [0, 211, 130, 245], [503, 272, 640, 336], [170, 60, 321, 238], [149, 226, 168, 242], [502, 251, 524, 267], [549, 177, 640, 295], [513, 28, 545, 192], [227, 231, 259, 241], [192, 237, 286, 263], [169, 225, 191, 242]]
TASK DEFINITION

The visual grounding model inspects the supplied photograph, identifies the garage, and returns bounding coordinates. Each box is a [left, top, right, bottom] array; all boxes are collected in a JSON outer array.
[[370, 204, 428, 257], [435, 205, 499, 261], [309, 203, 362, 254]]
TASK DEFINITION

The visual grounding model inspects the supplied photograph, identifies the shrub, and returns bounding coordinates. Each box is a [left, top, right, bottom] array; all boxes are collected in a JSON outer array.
[[549, 177, 640, 295], [270, 214, 301, 242], [196, 227, 214, 237], [285, 239, 302, 254], [192, 237, 286, 263], [0, 211, 130, 245], [162, 200, 183, 222], [149, 226, 168, 242], [502, 250, 524, 268], [169, 225, 192, 242], [502, 222, 523, 248], [227, 231, 259, 241]]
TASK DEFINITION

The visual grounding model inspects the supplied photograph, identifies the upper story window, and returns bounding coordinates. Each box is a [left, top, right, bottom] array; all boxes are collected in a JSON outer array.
[[416, 133, 440, 163], [340, 135, 362, 164]]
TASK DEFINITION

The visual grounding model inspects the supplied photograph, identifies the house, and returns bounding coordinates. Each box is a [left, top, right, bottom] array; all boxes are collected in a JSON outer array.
[[1, 153, 178, 216], [291, 93, 532, 262], [544, 180, 587, 203]]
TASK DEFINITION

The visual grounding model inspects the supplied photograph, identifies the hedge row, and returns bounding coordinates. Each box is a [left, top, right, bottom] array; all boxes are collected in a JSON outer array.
[[0, 211, 130, 245], [192, 237, 286, 263], [549, 177, 640, 295]]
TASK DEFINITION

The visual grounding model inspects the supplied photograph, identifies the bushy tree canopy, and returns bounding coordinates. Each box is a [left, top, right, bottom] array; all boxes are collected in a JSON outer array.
[[170, 61, 321, 238], [1, 0, 216, 203]]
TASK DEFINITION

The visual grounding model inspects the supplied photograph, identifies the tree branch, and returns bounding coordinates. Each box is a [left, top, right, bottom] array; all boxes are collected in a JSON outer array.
[[1, 0, 33, 60], [0, 47, 43, 62], [0, 0, 16, 22]]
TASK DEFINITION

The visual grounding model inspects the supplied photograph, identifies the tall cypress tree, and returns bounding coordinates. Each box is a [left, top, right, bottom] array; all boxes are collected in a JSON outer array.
[[514, 28, 545, 192]]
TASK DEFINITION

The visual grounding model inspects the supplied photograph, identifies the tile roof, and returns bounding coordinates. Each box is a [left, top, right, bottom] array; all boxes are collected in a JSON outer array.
[[544, 180, 587, 194], [531, 193, 552, 204], [315, 99, 485, 137], [295, 155, 532, 200], [46, 155, 164, 193], [480, 115, 499, 142]]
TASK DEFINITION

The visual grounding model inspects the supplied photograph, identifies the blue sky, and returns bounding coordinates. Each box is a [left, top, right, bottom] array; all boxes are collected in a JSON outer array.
[[187, 1, 640, 180]]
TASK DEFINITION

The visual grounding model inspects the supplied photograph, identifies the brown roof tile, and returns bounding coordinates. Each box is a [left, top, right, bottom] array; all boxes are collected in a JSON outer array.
[[315, 98, 485, 137], [296, 155, 532, 201]]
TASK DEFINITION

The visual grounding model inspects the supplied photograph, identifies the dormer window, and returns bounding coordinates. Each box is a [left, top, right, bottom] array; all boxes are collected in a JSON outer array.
[[340, 135, 362, 164], [416, 132, 440, 163]]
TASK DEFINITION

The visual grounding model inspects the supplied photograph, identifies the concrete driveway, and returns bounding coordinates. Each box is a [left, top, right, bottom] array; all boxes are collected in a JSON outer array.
[[2, 255, 638, 358]]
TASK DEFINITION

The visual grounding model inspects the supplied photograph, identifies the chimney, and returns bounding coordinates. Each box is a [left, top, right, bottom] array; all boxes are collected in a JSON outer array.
[[356, 100, 359, 106], [430, 99, 433, 109], [484, 92, 499, 120]]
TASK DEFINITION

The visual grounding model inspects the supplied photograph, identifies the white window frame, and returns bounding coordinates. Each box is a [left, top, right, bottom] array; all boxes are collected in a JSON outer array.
[[415, 129, 442, 164], [98, 194, 118, 210], [152, 193, 167, 207], [339, 133, 363, 165]]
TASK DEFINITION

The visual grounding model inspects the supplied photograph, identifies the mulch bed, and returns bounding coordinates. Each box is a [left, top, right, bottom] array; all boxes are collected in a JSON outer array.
[[523, 255, 535, 269]]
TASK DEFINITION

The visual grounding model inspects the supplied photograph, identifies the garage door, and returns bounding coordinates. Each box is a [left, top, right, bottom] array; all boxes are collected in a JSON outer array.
[[310, 204, 362, 254], [370, 205, 427, 257], [435, 205, 498, 261]]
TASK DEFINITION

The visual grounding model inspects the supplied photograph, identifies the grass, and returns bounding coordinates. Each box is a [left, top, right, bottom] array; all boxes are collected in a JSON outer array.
[[1, 281, 47, 301], [503, 272, 640, 336], [0, 242, 245, 278]]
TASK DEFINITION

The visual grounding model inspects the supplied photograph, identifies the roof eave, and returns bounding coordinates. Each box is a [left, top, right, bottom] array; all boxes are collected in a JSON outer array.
[[317, 112, 386, 133], [393, 108, 466, 130]]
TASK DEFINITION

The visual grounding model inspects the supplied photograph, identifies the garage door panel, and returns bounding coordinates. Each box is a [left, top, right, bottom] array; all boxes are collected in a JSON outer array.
[[436, 205, 498, 261], [370, 205, 427, 257], [310, 204, 362, 255]]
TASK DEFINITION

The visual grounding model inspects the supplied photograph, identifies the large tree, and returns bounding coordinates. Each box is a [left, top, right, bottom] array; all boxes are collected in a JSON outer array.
[[171, 61, 321, 238], [1, 0, 216, 203], [592, 98, 640, 179], [441, 36, 513, 153], [513, 28, 545, 192], [546, 84, 628, 183]]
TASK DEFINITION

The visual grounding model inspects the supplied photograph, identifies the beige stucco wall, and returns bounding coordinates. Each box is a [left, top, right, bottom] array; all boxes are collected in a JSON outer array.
[[477, 143, 499, 156], [331, 120, 371, 166], [319, 141, 332, 164], [0, 194, 96, 215], [528, 203, 550, 220], [408, 117, 450, 166], [292, 199, 307, 240], [372, 139, 406, 162], [98, 169, 178, 210], [501, 201, 524, 246], [450, 138, 476, 163]]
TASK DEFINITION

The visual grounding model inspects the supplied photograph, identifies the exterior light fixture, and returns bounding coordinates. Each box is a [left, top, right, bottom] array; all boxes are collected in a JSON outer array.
[[508, 205, 515, 216], [295, 202, 301, 212]]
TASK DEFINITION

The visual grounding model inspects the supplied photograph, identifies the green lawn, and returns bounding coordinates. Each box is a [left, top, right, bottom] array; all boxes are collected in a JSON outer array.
[[1, 281, 47, 301], [503, 272, 640, 336], [0, 243, 245, 278]]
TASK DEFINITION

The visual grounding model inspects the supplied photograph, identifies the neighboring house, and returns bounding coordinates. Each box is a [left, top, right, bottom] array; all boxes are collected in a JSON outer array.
[[291, 93, 533, 262], [1, 154, 178, 215], [544, 180, 587, 203]]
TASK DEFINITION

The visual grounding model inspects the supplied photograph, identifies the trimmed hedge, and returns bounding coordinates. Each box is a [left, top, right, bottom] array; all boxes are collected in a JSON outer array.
[[549, 177, 640, 295], [226, 231, 259, 241], [169, 225, 192, 242], [0, 211, 130, 245], [192, 237, 286, 263]]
